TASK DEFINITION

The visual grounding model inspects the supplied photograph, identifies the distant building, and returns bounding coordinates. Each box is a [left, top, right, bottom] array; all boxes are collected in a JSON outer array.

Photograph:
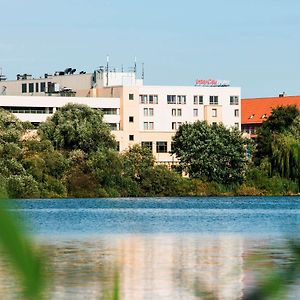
[[241, 95, 300, 138], [0, 66, 241, 164]]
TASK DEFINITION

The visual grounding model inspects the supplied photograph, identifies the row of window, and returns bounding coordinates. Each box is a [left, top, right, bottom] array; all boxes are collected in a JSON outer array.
[[22, 82, 48, 93], [139, 94, 158, 104], [137, 94, 240, 105], [167, 95, 187, 104], [101, 108, 119, 115], [141, 141, 168, 153], [138, 107, 239, 121], [1, 106, 53, 114]]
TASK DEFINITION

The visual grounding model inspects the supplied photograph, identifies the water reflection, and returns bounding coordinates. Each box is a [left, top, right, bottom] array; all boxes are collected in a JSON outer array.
[[0, 234, 286, 300]]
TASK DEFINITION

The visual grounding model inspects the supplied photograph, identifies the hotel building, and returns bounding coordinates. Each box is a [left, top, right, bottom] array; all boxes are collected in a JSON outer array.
[[0, 67, 241, 163]]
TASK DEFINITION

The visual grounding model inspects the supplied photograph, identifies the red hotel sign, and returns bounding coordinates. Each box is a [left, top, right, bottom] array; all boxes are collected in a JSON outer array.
[[195, 79, 230, 87]]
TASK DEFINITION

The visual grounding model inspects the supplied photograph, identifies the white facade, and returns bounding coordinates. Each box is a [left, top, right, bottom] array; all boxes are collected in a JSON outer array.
[[0, 95, 120, 127]]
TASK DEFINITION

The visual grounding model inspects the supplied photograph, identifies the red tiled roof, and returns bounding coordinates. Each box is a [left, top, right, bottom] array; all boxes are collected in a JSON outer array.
[[241, 96, 300, 125]]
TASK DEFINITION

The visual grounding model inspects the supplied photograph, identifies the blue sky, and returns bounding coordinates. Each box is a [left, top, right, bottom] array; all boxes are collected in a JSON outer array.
[[1, 0, 299, 97]]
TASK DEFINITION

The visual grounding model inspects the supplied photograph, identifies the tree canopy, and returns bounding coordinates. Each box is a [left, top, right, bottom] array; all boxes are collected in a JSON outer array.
[[255, 105, 300, 162], [38, 104, 116, 153], [171, 121, 248, 184]]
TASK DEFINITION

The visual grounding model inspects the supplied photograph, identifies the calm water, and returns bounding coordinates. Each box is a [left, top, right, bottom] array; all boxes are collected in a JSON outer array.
[[2, 196, 300, 299]]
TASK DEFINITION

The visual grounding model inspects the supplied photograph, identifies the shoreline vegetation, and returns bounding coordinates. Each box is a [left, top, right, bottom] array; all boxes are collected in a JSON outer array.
[[1, 104, 300, 199]]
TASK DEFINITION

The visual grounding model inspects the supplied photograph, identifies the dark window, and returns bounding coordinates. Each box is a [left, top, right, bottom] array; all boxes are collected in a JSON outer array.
[[35, 82, 39, 92], [40, 82, 46, 92], [209, 96, 218, 105], [167, 95, 176, 104], [116, 142, 120, 152], [230, 96, 239, 105], [141, 141, 153, 151], [47, 82, 53, 93], [22, 83, 27, 93], [129, 116, 134, 122], [129, 135, 134, 141], [199, 96, 203, 104], [156, 141, 168, 153], [129, 93, 134, 100], [29, 83, 34, 93]]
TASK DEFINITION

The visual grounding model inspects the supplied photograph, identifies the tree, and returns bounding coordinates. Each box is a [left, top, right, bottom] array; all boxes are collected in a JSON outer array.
[[38, 103, 116, 153], [255, 105, 300, 163], [121, 144, 155, 181], [171, 121, 248, 184]]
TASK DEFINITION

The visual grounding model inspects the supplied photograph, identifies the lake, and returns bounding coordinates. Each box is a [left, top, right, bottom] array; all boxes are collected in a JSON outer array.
[[2, 196, 300, 299]]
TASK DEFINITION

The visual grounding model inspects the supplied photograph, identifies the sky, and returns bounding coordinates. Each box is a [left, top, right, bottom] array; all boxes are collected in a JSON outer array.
[[0, 0, 300, 98]]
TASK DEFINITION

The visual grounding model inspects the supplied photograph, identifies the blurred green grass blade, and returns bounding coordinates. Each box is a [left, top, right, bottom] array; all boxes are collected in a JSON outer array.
[[0, 202, 45, 299]]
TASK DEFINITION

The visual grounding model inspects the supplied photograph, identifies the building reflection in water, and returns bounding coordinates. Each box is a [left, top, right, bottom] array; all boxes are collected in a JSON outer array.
[[0, 234, 272, 299]]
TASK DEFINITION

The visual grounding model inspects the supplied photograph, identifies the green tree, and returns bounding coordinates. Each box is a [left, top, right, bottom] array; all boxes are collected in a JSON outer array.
[[255, 105, 300, 163], [121, 144, 155, 181], [38, 104, 116, 153], [171, 121, 248, 184]]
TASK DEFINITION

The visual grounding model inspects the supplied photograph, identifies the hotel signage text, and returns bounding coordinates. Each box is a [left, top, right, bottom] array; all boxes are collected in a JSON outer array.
[[195, 79, 230, 87]]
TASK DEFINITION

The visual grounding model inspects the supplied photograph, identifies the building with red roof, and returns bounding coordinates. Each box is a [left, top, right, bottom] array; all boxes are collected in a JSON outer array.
[[241, 94, 300, 138]]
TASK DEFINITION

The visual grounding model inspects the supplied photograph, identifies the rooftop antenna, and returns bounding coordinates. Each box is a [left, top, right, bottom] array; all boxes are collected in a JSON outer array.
[[106, 55, 109, 87], [121, 64, 124, 73], [142, 63, 144, 80], [134, 56, 137, 75]]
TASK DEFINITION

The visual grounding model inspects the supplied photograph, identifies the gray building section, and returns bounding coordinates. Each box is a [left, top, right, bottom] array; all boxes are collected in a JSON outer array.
[[0, 72, 93, 97]]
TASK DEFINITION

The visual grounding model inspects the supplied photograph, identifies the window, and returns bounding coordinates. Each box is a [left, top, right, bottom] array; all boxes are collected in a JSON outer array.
[[140, 94, 158, 104], [156, 141, 168, 153], [235, 122, 239, 128], [29, 83, 34, 93], [129, 116, 134, 122], [129, 93, 134, 100], [182, 96, 186, 104], [144, 122, 154, 130], [101, 108, 118, 115], [194, 96, 198, 104], [199, 96, 203, 104], [35, 82, 39, 93], [172, 109, 176, 116], [212, 108, 217, 117], [144, 108, 154, 116], [141, 141, 153, 151], [172, 122, 182, 130], [108, 123, 119, 130], [40, 82, 46, 92], [177, 109, 182, 116], [129, 135, 134, 141], [193, 109, 198, 117], [167, 95, 176, 104], [230, 96, 239, 105], [177, 95, 182, 104], [234, 109, 239, 117], [140, 94, 148, 103], [209, 96, 218, 105], [22, 83, 27, 93]]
